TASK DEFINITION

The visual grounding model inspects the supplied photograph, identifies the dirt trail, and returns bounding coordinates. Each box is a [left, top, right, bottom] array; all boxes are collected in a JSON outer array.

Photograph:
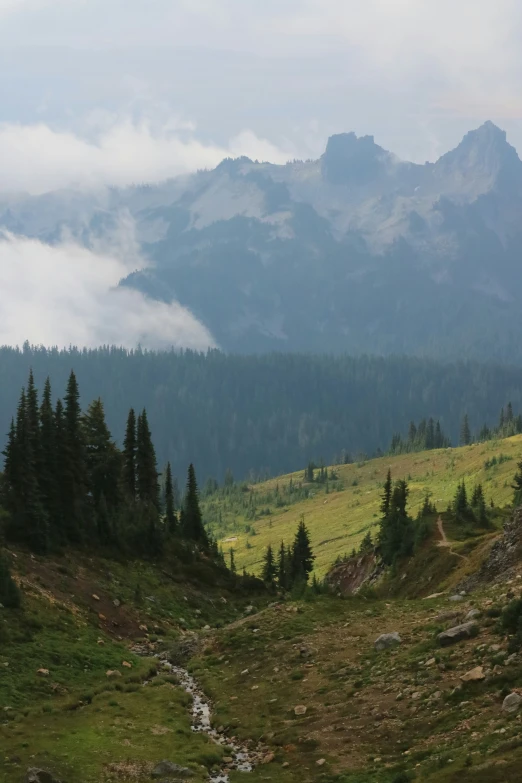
[[436, 516, 468, 561]]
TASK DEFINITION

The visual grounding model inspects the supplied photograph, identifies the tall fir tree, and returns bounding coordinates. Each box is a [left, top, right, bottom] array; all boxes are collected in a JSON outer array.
[[39, 378, 59, 538], [290, 517, 315, 583], [83, 398, 121, 542], [122, 408, 137, 500], [182, 463, 208, 547], [62, 371, 88, 542], [164, 461, 178, 534], [460, 414, 471, 446], [380, 469, 392, 517], [136, 410, 160, 509], [261, 543, 276, 583]]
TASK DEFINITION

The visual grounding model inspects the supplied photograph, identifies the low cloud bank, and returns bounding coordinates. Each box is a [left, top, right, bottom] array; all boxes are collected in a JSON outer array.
[[0, 232, 217, 351]]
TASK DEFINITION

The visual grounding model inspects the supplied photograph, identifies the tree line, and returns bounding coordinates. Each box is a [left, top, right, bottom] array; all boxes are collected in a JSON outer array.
[[0, 371, 210, 558], [1, 345, 522, 483]]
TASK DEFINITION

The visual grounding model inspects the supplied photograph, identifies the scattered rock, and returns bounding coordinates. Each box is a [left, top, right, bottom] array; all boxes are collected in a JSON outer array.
[[113, 599, 121, 607], [25, 770, 61, 783], [460, 666, 485, 682], [139, 624, 149, 632], [438, 622, 478, 647], [374, 632, 401, 651], [316, 758, 326, 766], [106, 669, 122, 678], [122, 661, 132, 668], [502, 693, 522, 714], [98, 613, 106, 621], [262, 752, 275, 764], [448, 594, 464, 602], [465, 608, 481, 621], [36, 668, 50, 677], [294, 705, 307, 716], [151, 761, 194, 779], [92, 594, 100, 601]]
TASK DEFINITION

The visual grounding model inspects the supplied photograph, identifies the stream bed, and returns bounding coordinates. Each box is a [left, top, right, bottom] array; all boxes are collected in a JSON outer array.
[[133, 645, 272, 782]]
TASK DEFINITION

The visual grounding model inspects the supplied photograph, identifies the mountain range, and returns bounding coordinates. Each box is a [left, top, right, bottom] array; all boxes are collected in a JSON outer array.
[[3, 120, 522, 358]]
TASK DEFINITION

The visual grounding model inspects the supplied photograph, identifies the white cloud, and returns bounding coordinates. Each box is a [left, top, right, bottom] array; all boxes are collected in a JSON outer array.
[[0, 231, 217, 350], [0, 118, 293, 195]]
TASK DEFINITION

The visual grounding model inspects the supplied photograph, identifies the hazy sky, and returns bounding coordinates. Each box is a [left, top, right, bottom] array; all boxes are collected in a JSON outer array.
[[1, 0, 522, 193], [2, 0, 522, 351]]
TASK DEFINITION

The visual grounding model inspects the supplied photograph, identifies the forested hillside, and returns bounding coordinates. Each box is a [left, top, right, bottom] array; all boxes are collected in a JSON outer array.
[[2, 346, 522, 482]]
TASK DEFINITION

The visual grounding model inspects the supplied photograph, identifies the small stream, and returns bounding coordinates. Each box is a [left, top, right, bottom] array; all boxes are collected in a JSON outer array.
[[133, 645, 269, 782]]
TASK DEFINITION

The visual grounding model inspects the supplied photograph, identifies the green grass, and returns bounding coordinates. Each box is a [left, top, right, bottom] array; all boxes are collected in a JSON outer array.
[[203, 435, 522, 576]]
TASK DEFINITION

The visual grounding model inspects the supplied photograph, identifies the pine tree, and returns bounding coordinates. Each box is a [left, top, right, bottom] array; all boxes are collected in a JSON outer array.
[[453, 480, 468, 518], [380, 469, 392, 518], [62, 371, 88, 542], [136, 410, 160, 509], [512, 461, 522, 507], [1, 418, 18, 514], [471, 483, 487, 524], [290, 517, 315, 583], [122, 408, 137, 500], [14, 387, 48, 553], [378, 477, 414, 565], [229, 547, 236, 573], [83, 398, 121, 542], [164, 462, 178, 534], [261, 543, 276, 583], [460, 414, 471, 446], [506, 402, 514, 423], [182, 464, 208, 547], [277, 540, 288, 589], [39, 378, 58, 535]]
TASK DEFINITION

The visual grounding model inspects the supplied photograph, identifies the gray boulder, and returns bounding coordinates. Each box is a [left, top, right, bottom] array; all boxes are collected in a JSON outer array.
[[151, 761, 194, 779], [448, 594, 464, 602], [465, 609, 481, 621], [502, 692, 522, 714], [438, 621, 477, 647], [26, 770, 61, 783], [374, 632, 401, 651]]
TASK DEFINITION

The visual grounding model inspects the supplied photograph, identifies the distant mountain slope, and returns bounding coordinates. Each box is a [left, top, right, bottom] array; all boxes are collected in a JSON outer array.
[[3, 121, 522, 357], [204, 434, 522, 576]]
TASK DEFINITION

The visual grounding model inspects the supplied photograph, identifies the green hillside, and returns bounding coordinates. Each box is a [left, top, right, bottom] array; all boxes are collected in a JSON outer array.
[[204, 435, 522, 576]]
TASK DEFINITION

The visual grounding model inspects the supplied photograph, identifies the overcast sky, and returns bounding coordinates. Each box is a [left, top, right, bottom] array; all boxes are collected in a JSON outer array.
[[2, 0, 522, 350], [1, 0, 522, 192]]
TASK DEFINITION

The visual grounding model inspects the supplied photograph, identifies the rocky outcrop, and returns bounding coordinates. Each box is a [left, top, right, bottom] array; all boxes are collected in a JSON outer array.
[[459, 506, 522, 592], [325, 552, 384, 596]]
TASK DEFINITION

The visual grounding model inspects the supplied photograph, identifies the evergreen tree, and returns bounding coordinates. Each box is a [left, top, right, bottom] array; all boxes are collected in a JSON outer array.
[[83, 398, 121, 542], [290, 517, 315, 583], [39, 378, 59, 535], [182, 464, 208, 547], [380, 469, 392, 518], [0, 556, 21, 608], [359, 530, 373, 553], [136, 410, 160, 509], [277, 540, 289, 589], [164, 462, 178, 534], [378, 475, 414, 565], [453, 480, 469, 518], [471, 483, 487, 524], [460, 414, 471, 446], [261, 543, 276, 583], [122, 408, 137, 499], [62, 371, 88, 542], [229, 547, 236, 573], [512, 460, 522, 507], [1, 418, 18, 514]]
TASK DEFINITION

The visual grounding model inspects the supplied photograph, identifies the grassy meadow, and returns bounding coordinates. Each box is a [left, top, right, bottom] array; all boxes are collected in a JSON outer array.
[[203, 435, 522, 577]]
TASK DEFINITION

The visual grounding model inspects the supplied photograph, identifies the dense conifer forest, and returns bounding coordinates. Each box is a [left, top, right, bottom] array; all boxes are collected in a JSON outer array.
[[1, 345, 522, 482]]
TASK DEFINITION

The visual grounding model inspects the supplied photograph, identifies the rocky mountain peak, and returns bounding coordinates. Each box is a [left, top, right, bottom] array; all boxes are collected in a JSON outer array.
[[321, 131, 391, 185], [435, 121, 521, 189]]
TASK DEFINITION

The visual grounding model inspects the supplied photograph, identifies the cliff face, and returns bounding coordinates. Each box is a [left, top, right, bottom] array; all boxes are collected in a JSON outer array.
[[325, 552, 384, 595], [460, 506, 522, 592]]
